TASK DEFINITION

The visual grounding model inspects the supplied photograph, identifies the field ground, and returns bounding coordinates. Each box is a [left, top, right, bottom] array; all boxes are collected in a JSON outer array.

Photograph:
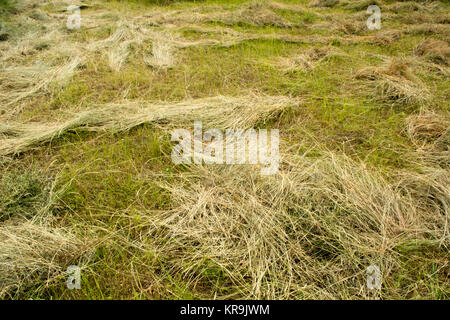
[[0, 0, 449, 299]]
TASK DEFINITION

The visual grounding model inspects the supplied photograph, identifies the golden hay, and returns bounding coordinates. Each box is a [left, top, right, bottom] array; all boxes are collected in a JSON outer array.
[[405, 111, 450, 167], [414, 39, 450, 66], [142, 2, 292, 28], [0, 172, 94, 298], [355, 59, 430, 105], [0, 219, 89, 298], [272, 46, 348, 71], [406, 111, 450, 146], [144, 34, 177, 69], [142, 152, 448, 299], [0, 95, 299, 156]]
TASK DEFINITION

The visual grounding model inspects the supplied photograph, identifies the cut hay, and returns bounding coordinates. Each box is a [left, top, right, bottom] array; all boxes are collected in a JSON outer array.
[[406, 111, 450, 146], [272, 46, 347, 71], [165, 25, 397, 50], [142, 152, 448, 299], [219, 4, 292, 28], [414, 39, 450, 66], [91, 23, 146, 72], [0, 164, 92, 299], [142, 2, 292, 28], [405, 111, 450, 167], [335, 19, 366, 35], [0, 95, 299, 155], [0, 170, 93, 298], [1, 0, 449, 300], [0, 55, 83, 114], [0, 219, 89, 298], [309, 0, 340, 8], [268, 1, 306, 13], [387, 2, 422, 14], [341, 0, 380, 12], [144, 36, 176, 69], [355, 59, 430, 105], [0, 4, 86, 114], [404, 24, 450, 36]]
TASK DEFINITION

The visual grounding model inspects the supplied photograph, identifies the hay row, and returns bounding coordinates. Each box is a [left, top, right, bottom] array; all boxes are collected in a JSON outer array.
[[0, 95, 299, 156]]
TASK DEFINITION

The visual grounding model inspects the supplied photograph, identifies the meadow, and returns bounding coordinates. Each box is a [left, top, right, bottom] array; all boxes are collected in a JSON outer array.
[[0, 0, 448, 299]]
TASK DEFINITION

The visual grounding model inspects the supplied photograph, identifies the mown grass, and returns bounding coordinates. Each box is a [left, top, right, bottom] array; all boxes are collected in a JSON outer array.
[[1, 0, 449, 300], [20, 34, 438, 170]]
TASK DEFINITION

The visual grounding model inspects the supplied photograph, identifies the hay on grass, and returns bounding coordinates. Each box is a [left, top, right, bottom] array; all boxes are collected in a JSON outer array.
[[142, 152, 448, 299], [144, 35, 176, 69], [0, 218, 91, 298], [405, 111, 450, 167], [355, 59, 430, 105], [414, 39, 450, 66], [0, 95, 300, 156], [273, 46, 347, 71], [0, 169, 93, 298]]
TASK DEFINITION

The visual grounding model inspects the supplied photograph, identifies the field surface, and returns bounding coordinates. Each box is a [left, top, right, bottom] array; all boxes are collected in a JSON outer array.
[[0, 0, 449, 299]]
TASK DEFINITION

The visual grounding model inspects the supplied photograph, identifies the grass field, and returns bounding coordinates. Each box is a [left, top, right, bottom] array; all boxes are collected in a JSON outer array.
[[0, 0, 449, 299]]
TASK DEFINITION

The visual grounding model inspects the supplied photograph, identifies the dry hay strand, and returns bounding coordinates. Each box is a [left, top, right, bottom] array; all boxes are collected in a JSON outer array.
[[414, 39, 450, 66], [142, 152, 448, 299], [355, 59, 430, 105], [88, 24, 180, 71], [341, 0, 380, 12], [334, 16, 368, 35], [221, 2, 292, 28], [406, 111, 450, 146], [400, 13, 449, 25], [87, 20, 181, 71], [0, 95, 299, 156], [396, 167, 449, 235], [0, 5, 84, 114], [169, 29, 399, 51], [388, 1, 446, 24], [140, 6, 220, 26], [160, 22, 372, 49], [268, 1, 307, 13], [387, 1, 422, 13]]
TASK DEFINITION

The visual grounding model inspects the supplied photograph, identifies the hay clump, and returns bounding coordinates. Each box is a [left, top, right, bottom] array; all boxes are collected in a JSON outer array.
[[142, 152, 448, 298], [212, 2, 293, 28], [274, 46, 346, 71], [0, 218, 92, 298], [414, 39, 450, 66], [405, 111, 450, 167], [355, 59, 430, 105], [144, 36, 176, 69], [406, 111, 449, 146], [0, 55, 83, 114]]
